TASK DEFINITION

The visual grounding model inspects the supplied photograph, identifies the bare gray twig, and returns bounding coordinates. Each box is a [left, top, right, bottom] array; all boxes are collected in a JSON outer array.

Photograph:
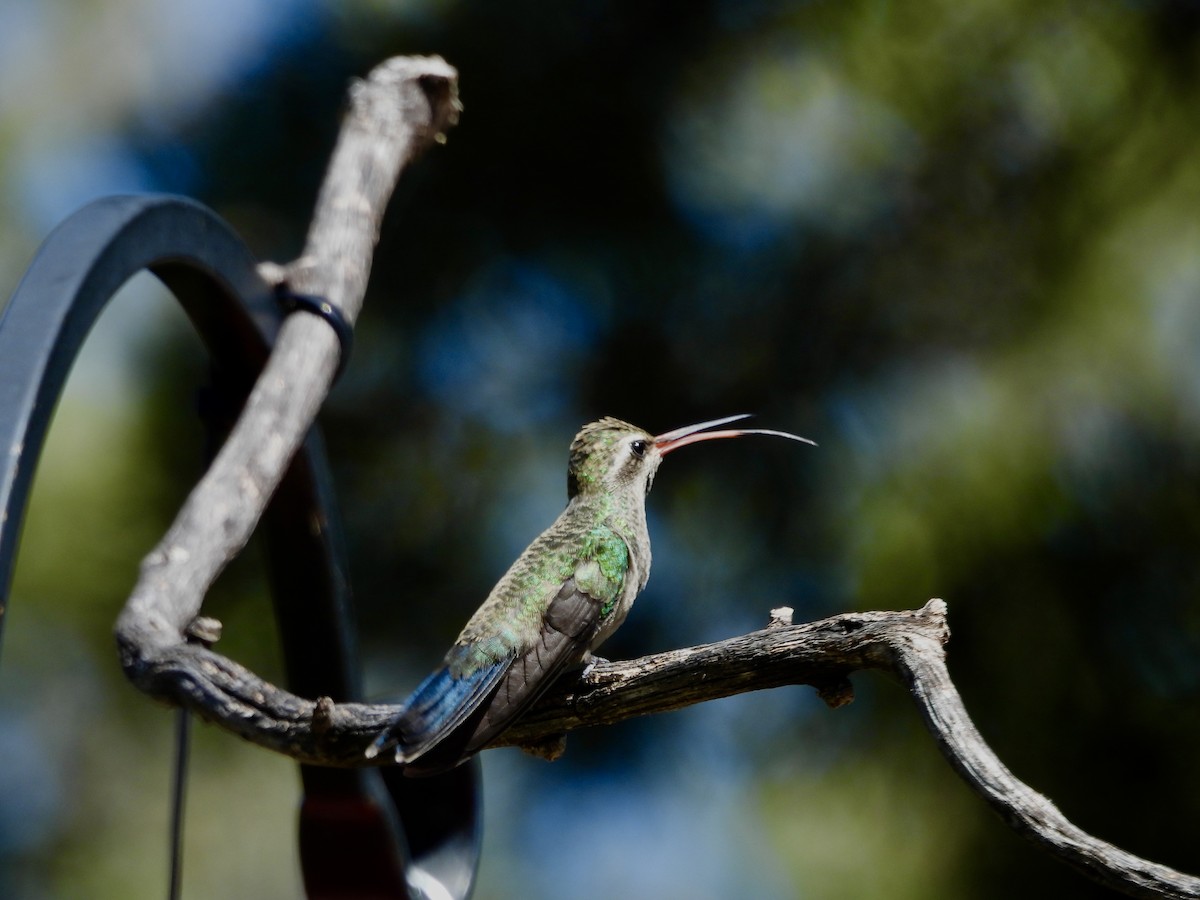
[[114, 55, 460, 687], [892, 604, 1200, 899]]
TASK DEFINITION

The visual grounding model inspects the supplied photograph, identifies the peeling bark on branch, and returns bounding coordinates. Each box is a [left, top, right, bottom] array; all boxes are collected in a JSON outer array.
[[109, 54, 1200, 900]]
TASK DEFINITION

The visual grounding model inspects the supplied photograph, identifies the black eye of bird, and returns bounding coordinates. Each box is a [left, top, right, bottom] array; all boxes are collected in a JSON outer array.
[[630, 439, 647, 458]]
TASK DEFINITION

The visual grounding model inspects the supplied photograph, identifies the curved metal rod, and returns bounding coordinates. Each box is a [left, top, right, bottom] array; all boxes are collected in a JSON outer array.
[[0, 194, 481, 900]]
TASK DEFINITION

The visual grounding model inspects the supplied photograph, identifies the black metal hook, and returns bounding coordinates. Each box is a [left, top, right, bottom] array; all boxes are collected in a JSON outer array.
[[0, 194, 481, 900]]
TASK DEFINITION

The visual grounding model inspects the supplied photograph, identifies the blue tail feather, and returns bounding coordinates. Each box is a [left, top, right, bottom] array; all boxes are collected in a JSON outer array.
[[368, 654, 510, 764]]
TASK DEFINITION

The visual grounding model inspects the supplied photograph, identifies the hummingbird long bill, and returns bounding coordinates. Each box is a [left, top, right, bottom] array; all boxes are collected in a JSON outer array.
[[367, 414, 814, 774]]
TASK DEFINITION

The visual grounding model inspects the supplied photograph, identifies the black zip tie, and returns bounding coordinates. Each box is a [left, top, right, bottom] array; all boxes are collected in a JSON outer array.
[[276, 286, 354, 381]]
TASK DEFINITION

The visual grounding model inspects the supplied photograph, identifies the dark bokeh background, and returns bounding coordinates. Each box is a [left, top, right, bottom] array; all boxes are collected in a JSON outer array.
[[2, 1, 1199, 897]]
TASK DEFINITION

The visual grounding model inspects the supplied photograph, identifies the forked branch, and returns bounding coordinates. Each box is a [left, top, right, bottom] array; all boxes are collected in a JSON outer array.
[[109, 55, 1199, 900]]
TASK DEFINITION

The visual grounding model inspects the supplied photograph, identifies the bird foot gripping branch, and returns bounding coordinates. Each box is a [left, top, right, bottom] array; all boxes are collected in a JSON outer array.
[[369, 414, 815, 775]]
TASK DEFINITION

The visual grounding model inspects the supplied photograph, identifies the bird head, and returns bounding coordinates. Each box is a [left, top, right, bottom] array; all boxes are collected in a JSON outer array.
[[566, 414, 815, 499]]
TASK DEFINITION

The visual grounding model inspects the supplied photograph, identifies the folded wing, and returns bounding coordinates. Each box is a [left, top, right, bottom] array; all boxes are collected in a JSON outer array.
[[372, 550, 625, 773]]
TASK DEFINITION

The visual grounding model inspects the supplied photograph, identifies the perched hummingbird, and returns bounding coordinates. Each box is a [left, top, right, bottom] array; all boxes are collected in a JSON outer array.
[[368, 414, 814, 774]]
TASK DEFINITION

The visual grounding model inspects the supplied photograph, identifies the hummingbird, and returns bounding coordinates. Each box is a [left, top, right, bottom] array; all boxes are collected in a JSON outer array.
[[367, 414, 814, 774]]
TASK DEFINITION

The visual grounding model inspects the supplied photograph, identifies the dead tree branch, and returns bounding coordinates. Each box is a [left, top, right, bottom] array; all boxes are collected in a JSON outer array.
[[891, 605, 1199, 900], [511, 599, 1200, 900], [114, 55, 459, 695], [108, 54, 1199, 900]]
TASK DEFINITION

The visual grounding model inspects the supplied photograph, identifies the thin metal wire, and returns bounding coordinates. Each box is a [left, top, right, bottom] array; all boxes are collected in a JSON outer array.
[[169, 708, 191, 900]]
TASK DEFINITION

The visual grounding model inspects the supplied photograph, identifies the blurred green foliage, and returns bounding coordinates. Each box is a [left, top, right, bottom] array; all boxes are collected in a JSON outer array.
[[3, 0, 1200, 897]]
